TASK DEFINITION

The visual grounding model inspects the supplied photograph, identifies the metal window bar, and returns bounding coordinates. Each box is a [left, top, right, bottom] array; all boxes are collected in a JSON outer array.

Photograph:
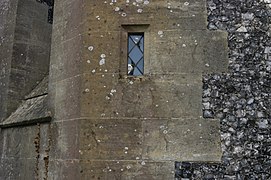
[[128, 33, 144, 76]]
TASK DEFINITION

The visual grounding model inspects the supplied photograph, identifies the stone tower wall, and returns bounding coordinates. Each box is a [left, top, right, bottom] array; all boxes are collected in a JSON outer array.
[[0, 0, 51, 121], [48, 0, 228, 179], [0, 0, 52, 179]]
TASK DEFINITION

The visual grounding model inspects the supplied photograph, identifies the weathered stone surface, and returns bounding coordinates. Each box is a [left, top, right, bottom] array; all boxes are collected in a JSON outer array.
[[0, 95, 51, 128], [0, 0, 230, 179], [150, 30, 228, 74], [0, 123, 51, 180], [0, 1, 52, 178], [0, 0, 18, 121], [0, 75, 50, 128], [80, 160, 174, 180], [77, 118, 221, 163], [0, 0, 52, 120], [81, 73, 203, 118], [47, 0, 229, 179], [49, 33, 84, 82], [47, 159, 80, 180], [79, 119, 142, 160], [25, 76, 48, 99], [52, 75, 82, 121], [142, 118, 222, 162]]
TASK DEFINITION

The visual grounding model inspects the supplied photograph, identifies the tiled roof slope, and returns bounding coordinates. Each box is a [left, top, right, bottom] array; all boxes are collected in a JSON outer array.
[[0, 76, 51, 128]]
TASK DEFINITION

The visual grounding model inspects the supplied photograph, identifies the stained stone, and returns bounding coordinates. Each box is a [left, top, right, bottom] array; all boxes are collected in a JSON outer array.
[[0, 0, 230, 179]]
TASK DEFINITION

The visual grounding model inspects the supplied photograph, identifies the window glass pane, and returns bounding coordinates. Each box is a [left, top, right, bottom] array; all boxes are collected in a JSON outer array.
[[128, 33, 144, 76]]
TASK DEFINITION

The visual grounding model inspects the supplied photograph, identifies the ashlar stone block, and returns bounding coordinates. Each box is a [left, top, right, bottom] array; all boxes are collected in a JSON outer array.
[[142, 118, 222, 162], [80, 160, 174, 180]]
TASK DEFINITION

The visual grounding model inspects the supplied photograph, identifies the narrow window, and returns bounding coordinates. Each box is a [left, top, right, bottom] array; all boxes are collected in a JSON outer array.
[[128, 33, 144, 76]]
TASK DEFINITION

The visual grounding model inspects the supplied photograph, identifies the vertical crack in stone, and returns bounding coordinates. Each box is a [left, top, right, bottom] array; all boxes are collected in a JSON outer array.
[[34, 123, 41, 180], [43, 124, 52, 180], [191, 43, 198, 64], [163, 135, 169, 151], [90, 128, 99, 147], [163, 120, 170, 151]]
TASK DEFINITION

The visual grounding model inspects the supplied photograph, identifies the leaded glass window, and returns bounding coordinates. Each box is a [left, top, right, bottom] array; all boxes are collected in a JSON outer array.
[[128, 33, 144, 76]]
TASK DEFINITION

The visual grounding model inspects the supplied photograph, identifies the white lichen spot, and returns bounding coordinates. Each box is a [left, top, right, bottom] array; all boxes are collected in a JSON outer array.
[[136, 157, 140, 160], [158, 30, 164, 37], [182, 44, 187, 47], [88, 46, 94, 51], [84, 88, 90, 93], [115, 7, 120, 11], [141, 161, 146, 165], [144, 0, 149, 5], [184, 2, 189, 6], [87, 60, 91, 64], [96, 16, 101, 20], [101, 54, 106, 58], [99, 59, 106, 65], [137, 8, 143, 13], [124, 147, 129, 150], [205, 63, 210, 67]]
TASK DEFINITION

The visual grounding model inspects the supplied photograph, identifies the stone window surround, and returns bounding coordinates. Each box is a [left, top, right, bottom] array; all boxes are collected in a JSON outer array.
[[120, 24, 150, 78]]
